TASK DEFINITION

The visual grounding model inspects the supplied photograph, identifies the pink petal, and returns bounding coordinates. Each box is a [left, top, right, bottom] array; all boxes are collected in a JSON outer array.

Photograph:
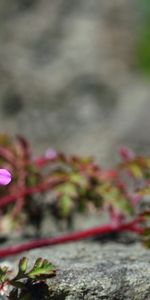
[[0, 169, 11, 185], [45, 149, 57, 160]]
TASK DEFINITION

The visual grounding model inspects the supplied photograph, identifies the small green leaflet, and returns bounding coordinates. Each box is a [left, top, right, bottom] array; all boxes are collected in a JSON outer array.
[[27, 258, 56, 279]]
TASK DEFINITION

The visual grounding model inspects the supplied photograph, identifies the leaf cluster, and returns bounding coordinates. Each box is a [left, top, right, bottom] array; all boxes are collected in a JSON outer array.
[[0, 134, 150, 246], [0, 257, 56, 299]]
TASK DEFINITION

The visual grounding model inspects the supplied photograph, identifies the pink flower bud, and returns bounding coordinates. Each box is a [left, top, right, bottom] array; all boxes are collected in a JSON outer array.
[[0, 169, 11, 185], [45, 149, 57, 160]]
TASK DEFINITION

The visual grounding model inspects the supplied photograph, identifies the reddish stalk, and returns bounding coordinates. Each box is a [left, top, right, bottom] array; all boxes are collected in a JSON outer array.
[[0, 219, 144, 258], [0, 147, 15, 165], [33, 151, 59, 167], [33, 156, 52, 167], [0, 177, 66, 208]]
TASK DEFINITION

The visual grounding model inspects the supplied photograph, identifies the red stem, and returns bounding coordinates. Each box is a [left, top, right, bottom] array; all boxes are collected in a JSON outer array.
[[0, 220, 144, 258], [0, 177, 66, 208], [33, 156, 51, 167], [0, 147, 15, 165]]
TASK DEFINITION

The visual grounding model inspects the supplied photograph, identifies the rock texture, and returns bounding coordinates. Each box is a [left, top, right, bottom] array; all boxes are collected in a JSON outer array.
[[9, 241, 150, 299], [0, 1, 150, 164], [0, 0, 150, 164]]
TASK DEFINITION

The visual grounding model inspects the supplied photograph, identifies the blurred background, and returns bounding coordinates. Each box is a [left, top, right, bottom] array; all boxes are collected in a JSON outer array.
[[0, 0, 150, 165]]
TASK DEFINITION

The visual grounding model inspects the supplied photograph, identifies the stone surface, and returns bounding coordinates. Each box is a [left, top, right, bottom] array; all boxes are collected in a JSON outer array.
[[8, 241, 150, 299], [0, 1, 150, 165]]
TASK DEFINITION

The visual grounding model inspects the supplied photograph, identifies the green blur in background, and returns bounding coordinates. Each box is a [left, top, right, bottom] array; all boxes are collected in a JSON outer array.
[[136, 0, 150, 75]]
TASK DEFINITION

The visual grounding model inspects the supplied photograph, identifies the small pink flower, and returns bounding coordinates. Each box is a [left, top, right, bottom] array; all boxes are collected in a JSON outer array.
[[45, 149, 57, 160], [0, 169, 11, 185]]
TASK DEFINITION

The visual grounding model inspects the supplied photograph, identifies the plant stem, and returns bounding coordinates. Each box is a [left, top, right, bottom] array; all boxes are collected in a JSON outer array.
[[33, 156, 51, 167], [0, 220, 144, 258], [0, 147, 15, 165]]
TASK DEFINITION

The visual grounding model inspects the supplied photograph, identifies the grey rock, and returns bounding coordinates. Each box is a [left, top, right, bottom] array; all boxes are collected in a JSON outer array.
[[0, 0, 147, 166], [0, 0, 149, 166], [10, 241, 150, 299]]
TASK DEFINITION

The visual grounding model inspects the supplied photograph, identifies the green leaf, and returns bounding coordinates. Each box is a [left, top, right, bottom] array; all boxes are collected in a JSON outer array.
[[0, 257, 56, 299], [69, 173, 87, 187], [14, 257, 28, 280], [56, 183, 77, 197], [98, 183, 132, 215], [27, 258, 56, 279], [19, 257, 27, 274], [128, 163, 143, 178], [58, 195, 73, 217], [0, 266, 9, 283]]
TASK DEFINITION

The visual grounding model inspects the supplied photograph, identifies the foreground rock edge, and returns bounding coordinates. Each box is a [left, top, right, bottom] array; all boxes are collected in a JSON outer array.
[[8, 241, 149, 299]]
